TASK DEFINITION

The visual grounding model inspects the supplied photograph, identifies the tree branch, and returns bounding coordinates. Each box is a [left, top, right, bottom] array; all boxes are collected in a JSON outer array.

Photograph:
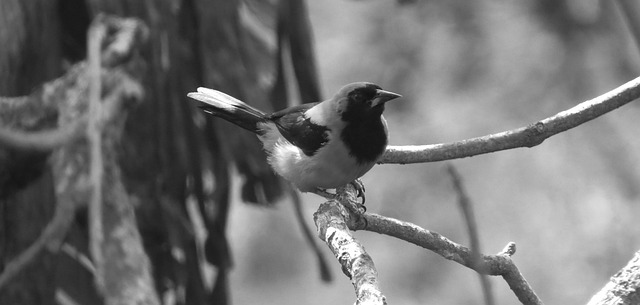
[[318, 185, 542, 305], [314, 185, 541, 304], [87, 13, 107, 293], [0, 13, 147, 290], [0, 118, 87, 151], [313, 199, 386, 305], [380, 76, 640, 164], [362, 213, 542, 305], [587, 250, 640, 305], [313, 74, 640, 303], [0, 13, 152, 303], [0, 15, 146, 154], [85, 14, 159, 304]]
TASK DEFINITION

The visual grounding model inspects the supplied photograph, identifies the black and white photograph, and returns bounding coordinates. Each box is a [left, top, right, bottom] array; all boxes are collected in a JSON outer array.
[[1, 1, 640, 304]]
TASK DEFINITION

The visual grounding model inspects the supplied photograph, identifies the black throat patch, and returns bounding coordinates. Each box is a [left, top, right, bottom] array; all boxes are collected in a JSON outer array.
[[340, 118, 387, 164], [339, 84, 388, 164]]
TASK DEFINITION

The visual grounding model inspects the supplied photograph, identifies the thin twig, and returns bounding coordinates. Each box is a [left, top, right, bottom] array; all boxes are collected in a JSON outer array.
[[87, 14, 106, 293], [380, 76, 640, 164], [60, 243, 96, 274], [447, 164, 494, 305]]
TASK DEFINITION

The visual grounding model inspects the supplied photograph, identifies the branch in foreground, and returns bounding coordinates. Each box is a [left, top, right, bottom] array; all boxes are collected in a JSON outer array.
[[587, 250, 640, 305], [313, 200, 386, 305], [380, 76, 640, 164]]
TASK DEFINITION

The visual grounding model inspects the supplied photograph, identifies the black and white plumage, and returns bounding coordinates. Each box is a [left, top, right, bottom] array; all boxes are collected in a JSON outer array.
[[187, 82, 401, 201]]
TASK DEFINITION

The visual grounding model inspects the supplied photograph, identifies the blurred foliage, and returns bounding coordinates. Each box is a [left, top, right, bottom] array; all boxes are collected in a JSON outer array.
[[1, 0, 320, 304]]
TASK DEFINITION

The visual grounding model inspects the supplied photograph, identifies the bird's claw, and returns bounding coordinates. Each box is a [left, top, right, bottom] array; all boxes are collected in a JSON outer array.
[[350, 179, 366, 206], [312, 188, 337, 200], [312, 181, 367, 214]]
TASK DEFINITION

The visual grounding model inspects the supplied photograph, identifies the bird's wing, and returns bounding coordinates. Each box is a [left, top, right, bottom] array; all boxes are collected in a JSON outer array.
[[267, 103, 329, 156], [268, 102, 318, 119]]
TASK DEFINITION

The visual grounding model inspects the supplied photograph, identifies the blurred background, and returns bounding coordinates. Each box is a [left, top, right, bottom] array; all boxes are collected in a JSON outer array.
[[1, 0, 640, 305]]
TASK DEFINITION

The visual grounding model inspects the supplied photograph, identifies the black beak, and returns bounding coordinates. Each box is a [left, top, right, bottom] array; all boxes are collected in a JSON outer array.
[[371, 89, 402, 107]]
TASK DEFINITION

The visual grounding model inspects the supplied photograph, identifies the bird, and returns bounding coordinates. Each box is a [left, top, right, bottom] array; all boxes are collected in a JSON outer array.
[[187, 82, 401, 204]]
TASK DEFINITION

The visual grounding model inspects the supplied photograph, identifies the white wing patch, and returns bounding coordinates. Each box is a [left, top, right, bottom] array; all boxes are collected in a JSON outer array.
[[304, 97, 345, 130]]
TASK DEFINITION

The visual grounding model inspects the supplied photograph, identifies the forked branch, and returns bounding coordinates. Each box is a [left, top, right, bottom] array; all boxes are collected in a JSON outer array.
[[313, 185, 541, 305]]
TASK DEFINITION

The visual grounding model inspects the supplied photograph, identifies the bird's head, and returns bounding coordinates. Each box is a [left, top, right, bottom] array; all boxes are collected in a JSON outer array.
[[304, 82, 401, 128], [334, 82, 402, 122]]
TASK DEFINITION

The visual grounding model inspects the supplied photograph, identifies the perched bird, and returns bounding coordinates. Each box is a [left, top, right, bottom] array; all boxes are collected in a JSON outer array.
[[187, 82, 401, 203]]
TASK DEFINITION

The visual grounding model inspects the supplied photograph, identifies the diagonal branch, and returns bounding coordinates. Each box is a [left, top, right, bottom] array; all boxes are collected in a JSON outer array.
[[313, 198, 386, 305], [587, 250, 640, 305], [380, 76, 640, 164]]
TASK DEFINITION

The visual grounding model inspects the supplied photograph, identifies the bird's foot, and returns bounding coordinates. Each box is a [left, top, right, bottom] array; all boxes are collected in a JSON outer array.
[[347, 179, 367, 214], [311, 186, 366, 214], [349, 179, 366, 205], [311, 188, 338, 200]]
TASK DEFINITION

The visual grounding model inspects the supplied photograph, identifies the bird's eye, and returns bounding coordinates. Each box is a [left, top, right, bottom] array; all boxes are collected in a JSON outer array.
[[352, 92, 368, 105]]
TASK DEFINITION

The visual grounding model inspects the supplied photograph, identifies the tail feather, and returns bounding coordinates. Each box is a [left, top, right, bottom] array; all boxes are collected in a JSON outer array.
[[187, 87, 268, 133]]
